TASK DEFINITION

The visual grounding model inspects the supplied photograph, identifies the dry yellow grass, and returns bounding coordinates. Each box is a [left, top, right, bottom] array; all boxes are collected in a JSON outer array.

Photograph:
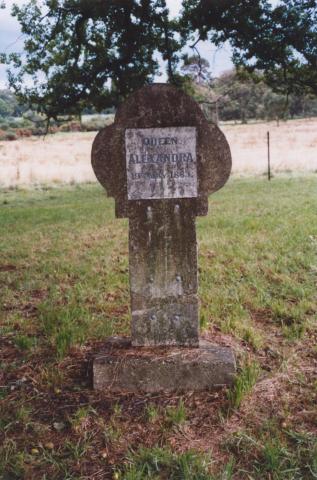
[[0, 131, 95, 188], [0, 117, 316, 187], [225, 117, 317, 175]]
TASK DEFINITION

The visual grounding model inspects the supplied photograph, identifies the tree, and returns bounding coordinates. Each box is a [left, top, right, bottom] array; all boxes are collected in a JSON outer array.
[[0, 89, 27, 117], [212, 70, 268, 122], [262, 91, 286, 122], [0, 98, 12, 117], [181, 54, 211, 85], [1, 0, 317, 120], [181, 0, 317, 97], [1, 0, 182, 119], [211, 67, 317, 122]]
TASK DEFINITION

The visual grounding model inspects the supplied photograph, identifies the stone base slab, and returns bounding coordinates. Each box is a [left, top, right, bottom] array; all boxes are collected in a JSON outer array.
[[93, 337, 236, 393]]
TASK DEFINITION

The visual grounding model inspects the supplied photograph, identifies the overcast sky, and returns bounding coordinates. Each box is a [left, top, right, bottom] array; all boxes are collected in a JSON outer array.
[[0, 0, 278, 89]]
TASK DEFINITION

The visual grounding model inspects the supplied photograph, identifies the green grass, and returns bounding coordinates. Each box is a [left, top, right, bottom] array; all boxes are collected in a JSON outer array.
[[115, 446, 237, 480], [0, 184, 130, 356], [115, 447, 213, 480], [13, 334, 37, 351], [199, 177, 316, 337], [0, 176, 316, 479], [165, 399, 187, 426], [1, 177, 316, 357], [225, 429, 317, 479], [226, 361, 261, 411], [145, 403, 160, 423]]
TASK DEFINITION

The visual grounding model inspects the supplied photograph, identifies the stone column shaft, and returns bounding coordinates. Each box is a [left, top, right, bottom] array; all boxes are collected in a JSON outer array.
[[129, 199, 198, 346]]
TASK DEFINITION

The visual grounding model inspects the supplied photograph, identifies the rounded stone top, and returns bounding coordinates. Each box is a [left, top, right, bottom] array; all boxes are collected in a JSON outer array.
[[92, 83, 231, 216]]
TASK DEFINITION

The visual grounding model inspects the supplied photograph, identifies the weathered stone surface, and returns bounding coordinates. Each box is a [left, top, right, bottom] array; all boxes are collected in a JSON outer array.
[[125, 127, 197, 200], [92, 84, 232, 219], [93, 337, 236, 392], [91, 84, 232, 347], [129, 199, 198, 346]]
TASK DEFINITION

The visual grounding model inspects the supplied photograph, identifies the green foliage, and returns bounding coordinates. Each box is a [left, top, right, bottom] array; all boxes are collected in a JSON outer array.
[[169, 73, 196, 97], [64, 436, 91, 460], [226, 429, 317, 479], [213, 69, 268, 123], [227, 361, 261, 411], [203, 68, 317, 123], [0, 98, 12, 117], [145, 404, 160, 423], [0, 89, 27, 117], [2, 1, 317, 119], [14, 334, 37, 351], [2, 0, 182, 119], [166, 399, 187, 426], [103, 403, 122, 443], [0, 439, 26, 480], [116, 447, 212, 480], [181, 54, 211, 85], [39, 302, 89, 358], [182, 0, 317, 97], [70, 405, 96, 433]]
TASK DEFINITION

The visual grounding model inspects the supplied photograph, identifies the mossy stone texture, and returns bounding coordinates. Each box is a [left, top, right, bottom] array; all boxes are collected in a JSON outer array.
[[92, 84, 231, 346], [93, 337, 236, 392]]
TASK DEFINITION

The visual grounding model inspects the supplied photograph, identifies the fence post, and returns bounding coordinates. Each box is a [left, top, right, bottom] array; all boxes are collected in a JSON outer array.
[[267, 131, 271, 181]]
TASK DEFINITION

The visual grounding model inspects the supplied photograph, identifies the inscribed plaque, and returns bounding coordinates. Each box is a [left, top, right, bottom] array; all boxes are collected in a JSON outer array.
[[125, 127, 197, 200]]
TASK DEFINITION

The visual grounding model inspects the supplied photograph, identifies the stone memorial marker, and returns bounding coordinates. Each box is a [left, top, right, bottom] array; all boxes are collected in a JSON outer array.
[[92, 84, 235, 392]]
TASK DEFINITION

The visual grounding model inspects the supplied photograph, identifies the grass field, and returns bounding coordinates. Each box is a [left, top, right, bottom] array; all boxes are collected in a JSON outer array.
[[0, 177, 317, 479], [1, 117, 317, 187]]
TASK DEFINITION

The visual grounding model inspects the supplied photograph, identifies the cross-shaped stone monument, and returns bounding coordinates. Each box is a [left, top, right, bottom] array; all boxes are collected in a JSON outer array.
[[92, 84, 235, 392]]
